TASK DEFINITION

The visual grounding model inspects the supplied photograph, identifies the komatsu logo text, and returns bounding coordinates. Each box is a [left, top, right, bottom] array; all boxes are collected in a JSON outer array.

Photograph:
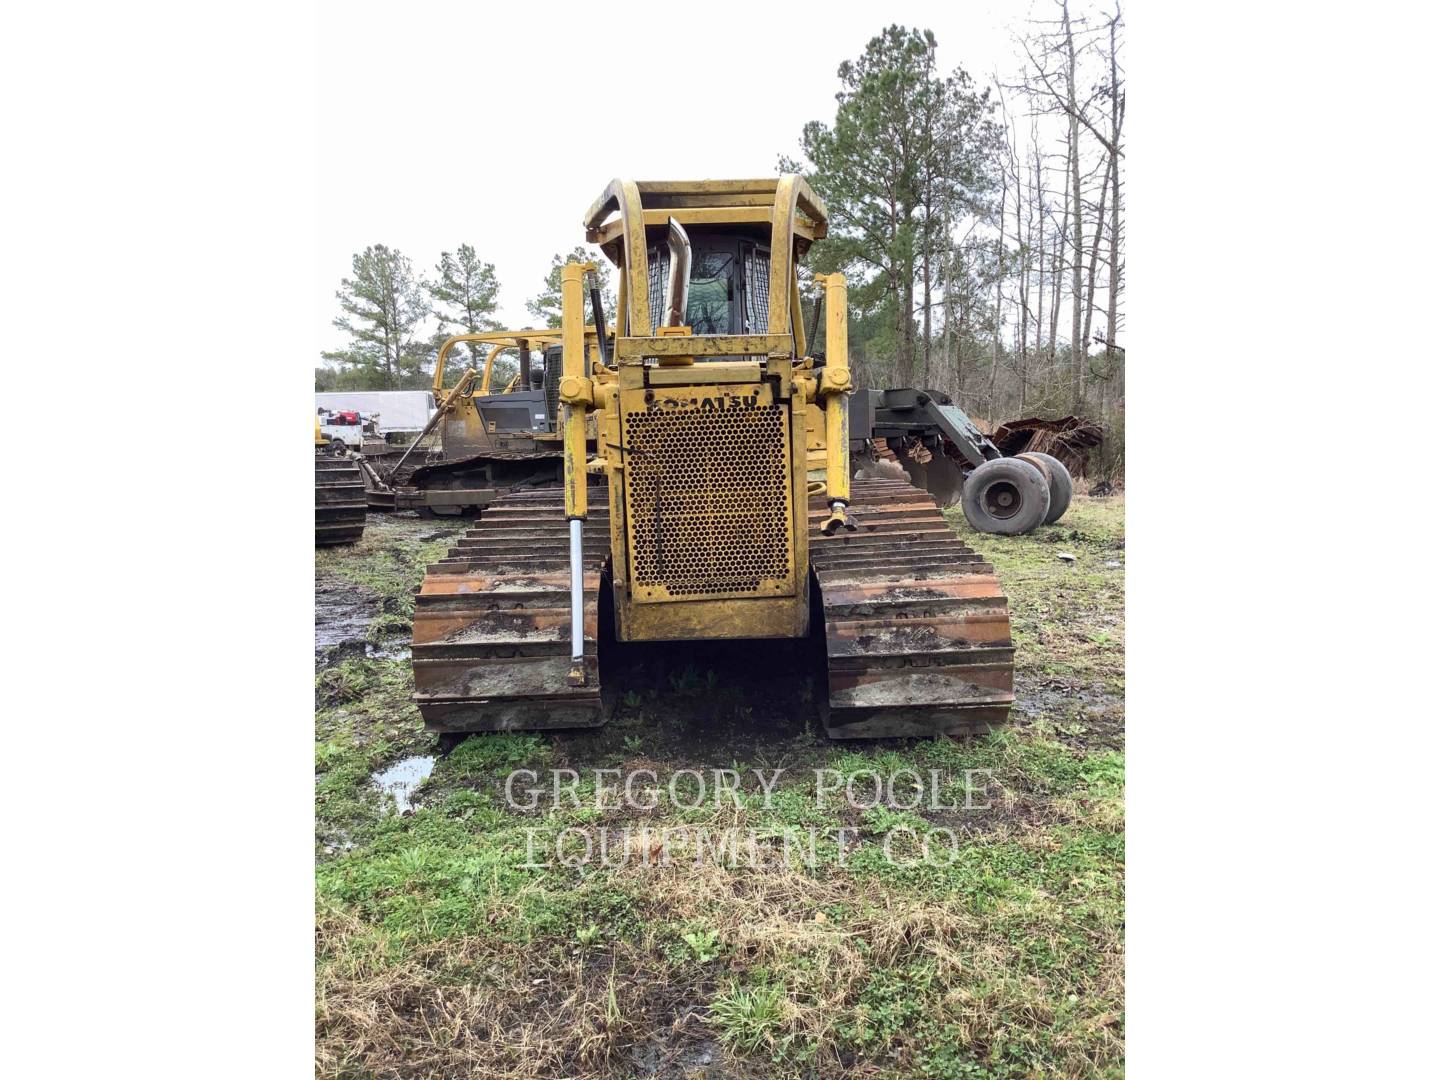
[[648, 393, 759, 413]]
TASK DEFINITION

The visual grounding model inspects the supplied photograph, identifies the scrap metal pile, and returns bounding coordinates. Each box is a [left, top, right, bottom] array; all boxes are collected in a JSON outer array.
[[991, 416, 1103, 477]]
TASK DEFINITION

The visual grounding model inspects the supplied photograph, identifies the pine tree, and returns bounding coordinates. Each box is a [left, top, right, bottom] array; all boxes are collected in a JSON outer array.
[[428, 244, 501, 368], [526, 247, 615, 329], [787, 26, 1001, 386], [323, 244, 431, 388]]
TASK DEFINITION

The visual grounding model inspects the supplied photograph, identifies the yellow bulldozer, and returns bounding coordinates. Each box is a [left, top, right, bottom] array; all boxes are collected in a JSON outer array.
[[411, 178, 1015, 738], [360, 329, 577, 515]]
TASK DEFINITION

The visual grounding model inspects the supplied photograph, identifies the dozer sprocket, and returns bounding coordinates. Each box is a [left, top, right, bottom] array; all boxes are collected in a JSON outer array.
[[811, 478, 1014, 738], [315, 454, 368, 546], [411, 489, 608, 731]]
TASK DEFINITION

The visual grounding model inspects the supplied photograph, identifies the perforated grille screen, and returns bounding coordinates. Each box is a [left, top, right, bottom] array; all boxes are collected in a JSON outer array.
[[743, 245, 770, 332], [647, 248, 669, 329], [622, 399, 793, 601]]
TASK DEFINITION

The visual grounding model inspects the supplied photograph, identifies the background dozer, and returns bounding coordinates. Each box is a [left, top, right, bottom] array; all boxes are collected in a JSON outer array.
[[411, 178, 1016, 739], [360, 330, 579, 515], [314, 415, 367, 546], [851, 388, 1074, 535]]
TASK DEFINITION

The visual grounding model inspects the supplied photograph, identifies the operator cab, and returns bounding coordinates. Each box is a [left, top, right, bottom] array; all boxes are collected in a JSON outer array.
[[643, 227, 772, 344]]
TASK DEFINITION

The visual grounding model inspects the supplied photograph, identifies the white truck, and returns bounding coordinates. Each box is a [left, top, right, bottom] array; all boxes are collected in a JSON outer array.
[[315, 407, 376, 449]]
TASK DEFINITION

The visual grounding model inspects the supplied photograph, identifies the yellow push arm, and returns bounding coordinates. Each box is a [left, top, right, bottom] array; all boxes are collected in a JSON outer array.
[[557, 262, 597, 687], [816, 274, 853, 518], [558, 262, 595, 520]]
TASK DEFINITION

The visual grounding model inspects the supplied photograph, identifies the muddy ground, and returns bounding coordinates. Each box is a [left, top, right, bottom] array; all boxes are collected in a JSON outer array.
[[314, 495, 1125, 1079]]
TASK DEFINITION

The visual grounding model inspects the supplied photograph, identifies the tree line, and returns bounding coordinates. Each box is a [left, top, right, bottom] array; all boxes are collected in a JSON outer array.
[[790, 1, 1124, 467], [318, 1, 1123, 475]]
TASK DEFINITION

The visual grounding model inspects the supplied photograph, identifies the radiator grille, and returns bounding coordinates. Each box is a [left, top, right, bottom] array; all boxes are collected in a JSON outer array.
[[623, 402, 792, 600]]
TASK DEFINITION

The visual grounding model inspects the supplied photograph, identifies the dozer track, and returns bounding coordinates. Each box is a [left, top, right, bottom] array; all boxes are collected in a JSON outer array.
[[410, 480, 1013, 737], [366, 449, 566, 515], [315, 454, 368, 546], [811, 478, 1014, 738], [411, 489, 608, 731]]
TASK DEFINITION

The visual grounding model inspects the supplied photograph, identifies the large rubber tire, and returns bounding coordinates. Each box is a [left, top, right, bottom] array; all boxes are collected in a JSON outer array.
[[1018, 451, 1073, 525], [961, 458, 1051, 535]]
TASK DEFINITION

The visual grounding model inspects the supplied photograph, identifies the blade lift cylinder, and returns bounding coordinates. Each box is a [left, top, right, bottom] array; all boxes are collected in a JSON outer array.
[[559, 262, 594, 685]]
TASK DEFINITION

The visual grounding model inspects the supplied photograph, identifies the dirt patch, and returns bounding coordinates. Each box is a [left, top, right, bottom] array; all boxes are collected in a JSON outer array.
[[547, 636, 822, 770], [315, 573, 381, 669], [629, 1034, 728, 1078], [1012, 673, 1125, 752]]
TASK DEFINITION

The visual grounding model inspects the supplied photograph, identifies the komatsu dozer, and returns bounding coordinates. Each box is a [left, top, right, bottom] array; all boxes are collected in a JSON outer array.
[[360, 330, 574, 515], [411, 178, 1016, 738], [314, 414, 367, 546]]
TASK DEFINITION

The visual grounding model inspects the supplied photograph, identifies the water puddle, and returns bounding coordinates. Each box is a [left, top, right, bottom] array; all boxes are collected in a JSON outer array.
[[372, 755, 435, 813], [365, 638, 411, 662]]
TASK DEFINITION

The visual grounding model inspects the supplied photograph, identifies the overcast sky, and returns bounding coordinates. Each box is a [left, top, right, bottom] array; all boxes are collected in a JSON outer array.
[[317, 0, 1046, 356]]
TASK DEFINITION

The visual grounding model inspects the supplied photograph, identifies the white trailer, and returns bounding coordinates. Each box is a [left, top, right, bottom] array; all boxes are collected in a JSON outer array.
[[315, 391, 437, 435]]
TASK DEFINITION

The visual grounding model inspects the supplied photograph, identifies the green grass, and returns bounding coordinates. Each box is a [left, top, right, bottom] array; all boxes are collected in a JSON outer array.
[[711, 980, 789, 1054], [950, 497, 1126, 696], [315, 514, 458, 619], [315, 493, 1125, 1078]]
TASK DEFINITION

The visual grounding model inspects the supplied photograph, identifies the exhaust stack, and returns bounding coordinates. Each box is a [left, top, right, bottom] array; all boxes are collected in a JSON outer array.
[[663, 216, 691, 327]]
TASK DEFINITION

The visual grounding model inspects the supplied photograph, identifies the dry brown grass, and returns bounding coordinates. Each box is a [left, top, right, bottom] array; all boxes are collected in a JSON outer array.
[[319, 906, 652, 1078], [318, 848, 1123, 1078]]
